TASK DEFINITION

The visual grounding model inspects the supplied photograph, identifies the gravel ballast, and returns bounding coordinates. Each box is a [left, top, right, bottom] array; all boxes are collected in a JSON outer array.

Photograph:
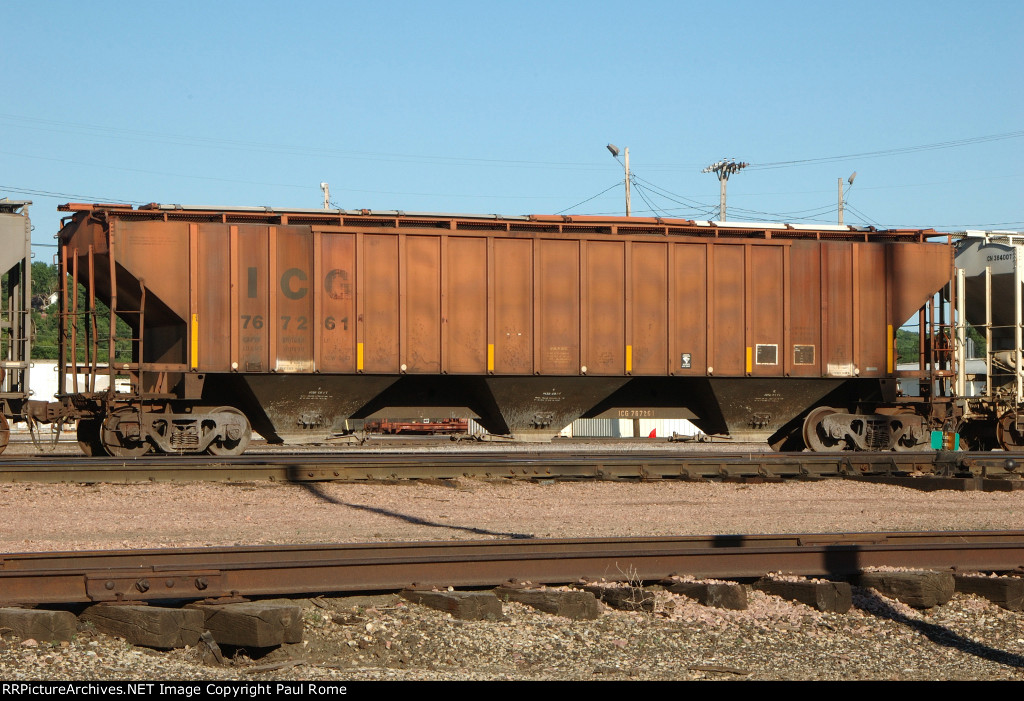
[[3, 478, 1023, 551], [2, 587, 1024, 681], [1, 475, 1024, 680]]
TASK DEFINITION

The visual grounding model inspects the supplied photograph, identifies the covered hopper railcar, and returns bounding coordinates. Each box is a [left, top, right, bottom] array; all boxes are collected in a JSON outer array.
[[952, 231, 1024, 450], [0, 200, 33, 452], [46, 203, 954, 456]]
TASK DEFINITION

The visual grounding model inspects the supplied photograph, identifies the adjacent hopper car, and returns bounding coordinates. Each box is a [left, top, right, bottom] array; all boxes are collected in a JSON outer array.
[[952, 231, 1024, 450], [0, 198, 1020, 454]]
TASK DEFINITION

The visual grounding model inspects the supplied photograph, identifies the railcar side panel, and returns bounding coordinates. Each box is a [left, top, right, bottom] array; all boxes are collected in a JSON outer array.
[[444, 236, 487, 374], [672, 242, 707, 376], [788, 241, 822, 377], [750, 244, 784, 377], [197, 224, 231, 372], [584, 240, 625, 375], [361, 234, 400, 373], [822, 242, 854, 375], [405, 235, 442, 373], [91, 218, 954, 386], [319, 232, 356, 373], [712, 245, 746, 376], [236, 225, 270, 372], [116, 220, 190, 319], [631, 241, 669, 375], [493, 238, 533, 374], [856, 243, 888, 376], [271, 227, 314, 372], [889, 242, 954, 325], [538, 239, 580, 375]]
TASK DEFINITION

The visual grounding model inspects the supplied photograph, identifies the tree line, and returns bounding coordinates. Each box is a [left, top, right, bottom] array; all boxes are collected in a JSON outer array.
[[27, 262, 131, 361]]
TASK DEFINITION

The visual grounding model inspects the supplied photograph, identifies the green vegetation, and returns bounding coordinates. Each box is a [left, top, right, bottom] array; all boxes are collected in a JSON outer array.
[[896, 326, 986, 365], [895, 329, 919, 365], [31, 261, 58, 300], [28, 263, 132, 361]]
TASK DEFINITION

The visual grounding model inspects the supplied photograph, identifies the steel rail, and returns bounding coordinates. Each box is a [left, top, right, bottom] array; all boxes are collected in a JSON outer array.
[[2, 531, 1023, 605], [0, 450, 1019, 485]]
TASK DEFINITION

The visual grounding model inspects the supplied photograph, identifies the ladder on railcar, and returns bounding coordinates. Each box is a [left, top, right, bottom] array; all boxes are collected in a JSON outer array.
[[60, 241, 146, 399]]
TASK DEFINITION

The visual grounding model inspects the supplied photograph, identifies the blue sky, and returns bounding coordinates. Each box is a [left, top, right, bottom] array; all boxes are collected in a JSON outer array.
[[3, 0, 1022, 249]]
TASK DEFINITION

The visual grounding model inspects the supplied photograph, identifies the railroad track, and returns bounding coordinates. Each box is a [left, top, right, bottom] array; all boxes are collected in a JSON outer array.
[[0, 448, 1021, 487], [3, 531, 1024, 606]]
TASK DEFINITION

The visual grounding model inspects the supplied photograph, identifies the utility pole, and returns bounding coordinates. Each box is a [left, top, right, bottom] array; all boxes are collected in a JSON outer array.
[[320, 182, 330, 210], [606, 144, 631, 216], [838, 172, 856, 225], [702, 159, 747, 221], [838, 178, 844, 225], [624, 147, 631, 217]]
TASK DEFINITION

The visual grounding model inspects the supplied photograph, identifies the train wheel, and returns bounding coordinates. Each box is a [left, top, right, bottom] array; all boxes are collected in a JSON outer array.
[[100, 410, 152, 457], [206, 407, 251, 456], [0, 415, 9, 455], [76, 418, 104, 456], [802, 406, 846, 452], [892, 411, 925, 452], [996, 412, 1024, 451]]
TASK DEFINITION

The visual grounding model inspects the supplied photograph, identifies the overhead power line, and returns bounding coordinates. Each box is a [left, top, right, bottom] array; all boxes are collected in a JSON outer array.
[[629, 177, 721, 219], [0, 185, 146, 205], [5, 112, 1020, 175], [748, 130, 1024, 171], [843, 203, 885, 229], [0, 113, 614, 172], [631, 179, 669, 218], [555, 181, 623, 215], [0, 150, 570, 201]]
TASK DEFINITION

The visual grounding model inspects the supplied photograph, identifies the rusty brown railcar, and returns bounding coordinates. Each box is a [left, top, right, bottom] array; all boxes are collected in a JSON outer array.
[[53, 203, 952, 455]]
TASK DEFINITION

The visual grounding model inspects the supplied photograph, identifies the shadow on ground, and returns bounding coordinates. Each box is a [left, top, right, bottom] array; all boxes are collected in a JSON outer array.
[[295, 482, 534, 539]]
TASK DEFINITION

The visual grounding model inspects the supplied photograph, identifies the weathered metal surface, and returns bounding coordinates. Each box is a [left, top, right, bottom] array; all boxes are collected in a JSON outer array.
[[1, 532, 1023, 605], [54, 205, 952, 444], [482, 376, 630, 440], [237, 374, 399, 442], [703, 377, 847, 442]]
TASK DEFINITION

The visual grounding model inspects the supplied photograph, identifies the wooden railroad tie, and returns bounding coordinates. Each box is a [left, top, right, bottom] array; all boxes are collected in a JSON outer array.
[[753, 578, 853, 613], [857, 571, 954, 609]]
